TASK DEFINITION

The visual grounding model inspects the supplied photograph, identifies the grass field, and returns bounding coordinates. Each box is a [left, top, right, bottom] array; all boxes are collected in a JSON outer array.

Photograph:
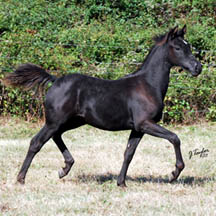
[[0, 118, 216, 215]]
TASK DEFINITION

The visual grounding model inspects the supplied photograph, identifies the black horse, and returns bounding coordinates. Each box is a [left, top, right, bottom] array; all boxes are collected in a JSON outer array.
[[3, 26, 202, 186]]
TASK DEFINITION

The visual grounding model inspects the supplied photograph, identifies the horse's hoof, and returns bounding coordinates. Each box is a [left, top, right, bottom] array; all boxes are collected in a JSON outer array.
[[117, 181, 127, 187], [58, 168, 66, 179], [17, 178, 25, 185], [169, 172, 176, 183]]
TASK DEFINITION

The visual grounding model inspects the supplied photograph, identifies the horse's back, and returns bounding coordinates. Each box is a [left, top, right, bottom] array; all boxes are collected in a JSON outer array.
[[44, 74, 134, 130]]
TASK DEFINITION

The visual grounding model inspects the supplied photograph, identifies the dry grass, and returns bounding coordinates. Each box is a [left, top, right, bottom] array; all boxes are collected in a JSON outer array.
[[0, 118, 216, 215]]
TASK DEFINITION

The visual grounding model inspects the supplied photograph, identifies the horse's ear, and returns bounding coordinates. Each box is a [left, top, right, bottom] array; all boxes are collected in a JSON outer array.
[[182, 24, 187, 34], [177, 25, 187, 38], [167, 26, 178, 41], [154, 26, 178, 45]]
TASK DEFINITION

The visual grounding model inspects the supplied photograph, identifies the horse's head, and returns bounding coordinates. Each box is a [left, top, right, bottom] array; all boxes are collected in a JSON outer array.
[[156, 25, 202, 76]]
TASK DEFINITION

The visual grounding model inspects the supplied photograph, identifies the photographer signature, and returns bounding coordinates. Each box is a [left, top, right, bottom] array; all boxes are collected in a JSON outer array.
[[189, 148, 209, 159]]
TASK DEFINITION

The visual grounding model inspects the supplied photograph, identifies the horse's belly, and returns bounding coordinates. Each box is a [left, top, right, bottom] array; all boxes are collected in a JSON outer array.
[[80, 106, 133, 131]]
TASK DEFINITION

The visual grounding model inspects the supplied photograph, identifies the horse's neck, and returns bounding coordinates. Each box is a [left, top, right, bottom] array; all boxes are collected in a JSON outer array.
[[135, 46, 172, 100]]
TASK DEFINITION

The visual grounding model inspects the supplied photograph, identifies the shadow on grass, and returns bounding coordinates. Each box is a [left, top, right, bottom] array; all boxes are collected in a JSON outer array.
[[73, 173, 215, 186]]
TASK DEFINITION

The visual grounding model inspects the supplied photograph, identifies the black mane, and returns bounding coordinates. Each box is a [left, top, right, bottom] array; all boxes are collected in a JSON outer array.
[[153, 33, 167, 44]]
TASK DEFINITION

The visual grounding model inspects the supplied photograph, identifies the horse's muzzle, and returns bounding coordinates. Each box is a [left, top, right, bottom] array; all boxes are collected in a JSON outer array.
[[191, 61, 202, 77]]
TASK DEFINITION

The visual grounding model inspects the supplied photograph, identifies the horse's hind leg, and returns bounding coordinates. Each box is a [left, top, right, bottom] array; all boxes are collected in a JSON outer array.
[[17, 124, 57, 184], [52, 117, 86, 179], [53, 133, 74, 179]]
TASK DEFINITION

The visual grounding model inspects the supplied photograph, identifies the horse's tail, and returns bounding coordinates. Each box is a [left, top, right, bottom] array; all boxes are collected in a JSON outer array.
[[2, 63, 56, 91]]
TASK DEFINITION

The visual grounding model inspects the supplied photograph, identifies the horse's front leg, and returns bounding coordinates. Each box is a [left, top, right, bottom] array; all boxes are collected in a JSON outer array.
[[139, 120, 185, 182], [117, 130, 144, 187]]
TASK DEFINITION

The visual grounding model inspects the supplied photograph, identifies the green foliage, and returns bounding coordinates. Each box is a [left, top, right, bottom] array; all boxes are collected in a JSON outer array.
[[0, 87, 44, 119], [0, 0, 215, 123]]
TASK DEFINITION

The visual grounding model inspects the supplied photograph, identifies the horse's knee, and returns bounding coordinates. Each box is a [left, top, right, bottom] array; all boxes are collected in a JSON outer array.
[[169, 134, 180, 146]]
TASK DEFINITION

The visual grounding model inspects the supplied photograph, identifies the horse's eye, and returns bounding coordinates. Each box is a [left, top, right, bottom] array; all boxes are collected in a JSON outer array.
[[175, 47, 180, 51]]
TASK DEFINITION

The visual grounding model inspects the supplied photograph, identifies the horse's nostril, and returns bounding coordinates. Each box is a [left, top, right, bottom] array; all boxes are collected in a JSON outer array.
[[193, 61, 201, 73], [196, 63, 202, 73]]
